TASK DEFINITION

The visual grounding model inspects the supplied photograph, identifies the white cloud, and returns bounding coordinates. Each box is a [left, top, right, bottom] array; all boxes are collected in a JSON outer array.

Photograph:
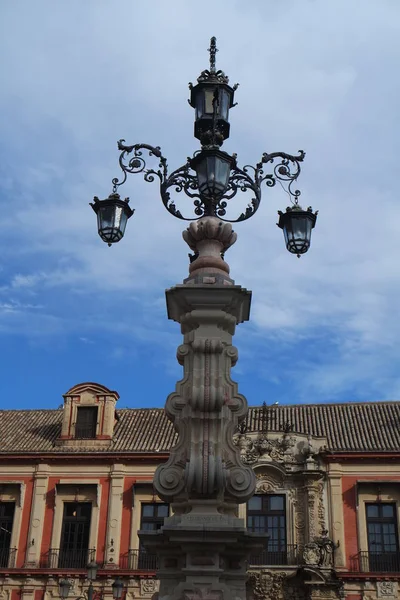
[[0, 0, 400, 403]]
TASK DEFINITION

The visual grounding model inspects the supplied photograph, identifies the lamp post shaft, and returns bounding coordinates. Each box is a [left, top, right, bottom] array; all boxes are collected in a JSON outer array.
[[87, 583, 93, 600], [139, 218, 266, 600]]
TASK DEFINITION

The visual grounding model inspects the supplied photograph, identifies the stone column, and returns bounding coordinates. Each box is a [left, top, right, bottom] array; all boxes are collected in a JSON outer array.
[[140, 217, 266, 600]]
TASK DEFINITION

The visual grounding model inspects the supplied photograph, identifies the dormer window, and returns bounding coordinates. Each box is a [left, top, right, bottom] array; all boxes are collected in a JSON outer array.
[[57, 382, 119, 448], [75, 407, 98, 439]]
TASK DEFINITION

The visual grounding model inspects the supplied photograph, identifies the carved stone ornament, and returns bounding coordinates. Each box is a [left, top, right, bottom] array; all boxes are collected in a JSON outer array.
[[233, 431, 297, 466], [247, 571, 286, 600], [377, 581, 398, 598], [303, 542, 321, 565], [254, 468, 284, 493], [140, 579, 159, 596]]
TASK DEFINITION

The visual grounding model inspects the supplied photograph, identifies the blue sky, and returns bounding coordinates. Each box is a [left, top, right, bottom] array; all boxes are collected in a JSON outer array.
[[1, 0, 400, 410]]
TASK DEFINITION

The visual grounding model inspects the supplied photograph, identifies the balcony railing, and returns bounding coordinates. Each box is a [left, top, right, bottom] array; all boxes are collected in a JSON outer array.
[[0, 548, 16, 568], [119, 549, 158, 570], [40, 548, 96, 569], [248, 545, 298, 566], [350, 551, 400, 573]]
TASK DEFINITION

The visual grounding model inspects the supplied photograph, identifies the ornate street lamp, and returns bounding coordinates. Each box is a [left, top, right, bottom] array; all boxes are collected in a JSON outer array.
[[59, 564, 124, 600], [91, 37, 318, 256], [90, 37, 318, 600]]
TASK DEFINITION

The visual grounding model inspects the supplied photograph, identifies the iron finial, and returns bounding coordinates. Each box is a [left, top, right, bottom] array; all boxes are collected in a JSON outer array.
[[208, 36, 218, 72]]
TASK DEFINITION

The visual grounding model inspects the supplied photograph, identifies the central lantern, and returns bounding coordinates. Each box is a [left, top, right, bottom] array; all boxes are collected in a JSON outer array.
[[190, 148, 236, 203]]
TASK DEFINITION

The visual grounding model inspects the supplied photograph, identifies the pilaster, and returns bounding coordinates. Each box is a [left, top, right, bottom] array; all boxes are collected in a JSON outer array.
[[104, 464, 125, 567], [24, 465, 49, 567], [328, 468, 346, 567]]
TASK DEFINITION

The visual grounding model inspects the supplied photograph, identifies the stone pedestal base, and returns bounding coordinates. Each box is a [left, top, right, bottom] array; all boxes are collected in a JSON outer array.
[[139, 509, 266, 600]]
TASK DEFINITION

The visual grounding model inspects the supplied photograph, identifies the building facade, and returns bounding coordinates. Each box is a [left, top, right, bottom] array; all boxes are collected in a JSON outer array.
[[0, 382, 399, 600]]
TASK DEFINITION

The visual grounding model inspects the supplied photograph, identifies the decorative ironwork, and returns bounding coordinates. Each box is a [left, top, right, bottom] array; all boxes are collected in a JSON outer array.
[[111, 140, 305, 223], [94, 36, 316, 253]]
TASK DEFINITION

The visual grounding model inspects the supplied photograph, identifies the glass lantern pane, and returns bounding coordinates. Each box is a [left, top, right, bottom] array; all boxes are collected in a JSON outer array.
[[195, 90, 204, 120], [98, 205, 115, 229], [205, 88, 215, 114], [113, 205, 123, 227], [219, 90, 229, 120], [214, 157, 230, 192], [196, 157, 208, 191], [292, 216, 307, 239], [118, 210, 128, 236]]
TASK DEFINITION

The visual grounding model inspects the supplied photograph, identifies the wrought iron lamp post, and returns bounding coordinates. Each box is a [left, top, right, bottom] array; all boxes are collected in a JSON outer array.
[[91, 38, 317, 600], [91, 37, 317, 257], [59, 562, 124, 600]]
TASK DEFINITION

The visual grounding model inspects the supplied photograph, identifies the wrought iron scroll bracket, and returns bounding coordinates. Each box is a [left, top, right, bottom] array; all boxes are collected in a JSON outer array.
[[259, 150, 306, 204], [111, 140, 306, 223], [112, 139, 202, 221]]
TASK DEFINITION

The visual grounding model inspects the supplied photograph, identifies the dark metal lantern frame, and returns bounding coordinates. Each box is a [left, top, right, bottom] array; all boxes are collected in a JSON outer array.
[[92, 37, 318, 255]]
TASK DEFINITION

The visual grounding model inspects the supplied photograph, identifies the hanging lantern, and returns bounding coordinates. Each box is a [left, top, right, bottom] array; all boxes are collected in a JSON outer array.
[[90, 193, 134, 246], [190, 148, 235, 202], [59, 579, 72, 600], [277, 205, 317, 257], [112, 578, 124, 600], [86, 560, 98, 581]]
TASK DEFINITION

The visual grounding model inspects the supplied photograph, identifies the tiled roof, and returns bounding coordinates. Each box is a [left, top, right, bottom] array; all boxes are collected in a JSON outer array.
[[0, 401, 399, 454]]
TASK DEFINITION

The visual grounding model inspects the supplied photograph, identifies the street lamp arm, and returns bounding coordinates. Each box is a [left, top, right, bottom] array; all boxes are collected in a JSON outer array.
[[112, 140, 168, 193], [259, 149, 306, 203], [106, 142, 307, 225]]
